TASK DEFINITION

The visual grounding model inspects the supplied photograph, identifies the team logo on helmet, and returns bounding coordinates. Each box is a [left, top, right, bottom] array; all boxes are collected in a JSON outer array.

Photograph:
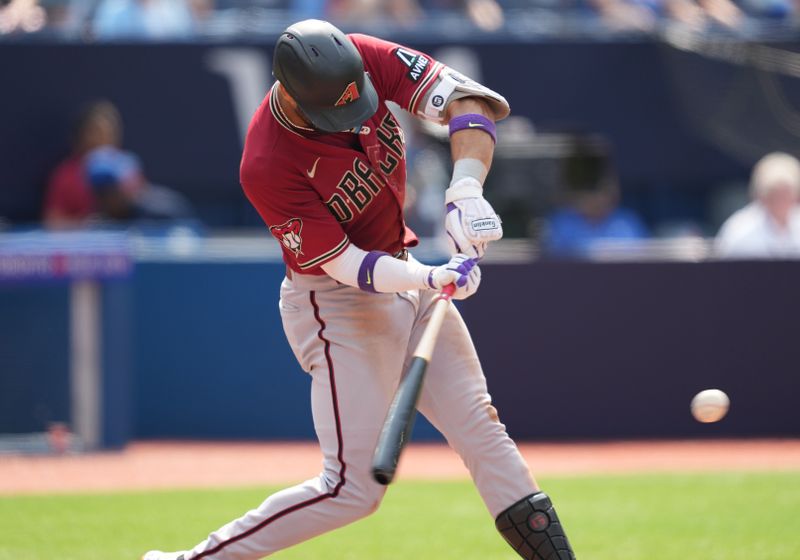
[[270, 218, 304, 256], [335, 81, 360, 107]]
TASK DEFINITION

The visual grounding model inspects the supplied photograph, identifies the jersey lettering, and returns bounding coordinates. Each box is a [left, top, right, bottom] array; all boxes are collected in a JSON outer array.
[[325, 192, 354, 223], [354, 159, 382, 195], [328, 158, 387, 221], [338, 171, 372, 211], [376, 113, 404, 175]]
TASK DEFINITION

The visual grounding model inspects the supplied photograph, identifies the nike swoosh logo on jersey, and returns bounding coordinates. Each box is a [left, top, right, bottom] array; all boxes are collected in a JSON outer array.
[[467, 122, 484, 128], [307, 157, 321, 178], [366, 269, 372, 285]]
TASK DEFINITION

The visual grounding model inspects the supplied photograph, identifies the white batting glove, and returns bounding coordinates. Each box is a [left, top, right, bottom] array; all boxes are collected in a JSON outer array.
[[444, 177, 503, 259], [425, 253, 481, 300]]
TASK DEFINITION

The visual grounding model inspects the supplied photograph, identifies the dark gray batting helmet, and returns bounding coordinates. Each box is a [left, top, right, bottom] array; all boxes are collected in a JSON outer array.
[[273, 19, 379, 133]]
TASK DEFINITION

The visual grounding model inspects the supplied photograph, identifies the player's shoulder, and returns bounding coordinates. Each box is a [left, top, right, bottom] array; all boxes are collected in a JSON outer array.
[[241, 128, 300, 193], [347, 33, 405, 67], [347, 32, 382, 50]]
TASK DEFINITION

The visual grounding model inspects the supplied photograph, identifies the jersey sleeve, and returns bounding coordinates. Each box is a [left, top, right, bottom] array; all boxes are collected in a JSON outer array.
[[242, 174, 350, 272], [349, 33, 443, 117]]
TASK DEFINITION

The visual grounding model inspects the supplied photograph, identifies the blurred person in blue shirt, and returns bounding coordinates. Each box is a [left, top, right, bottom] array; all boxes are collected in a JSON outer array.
[[543, 137, 648, 257], [328, 0, 423, 25], [92, 0, 208, 39], [85, 146, 194, 223]]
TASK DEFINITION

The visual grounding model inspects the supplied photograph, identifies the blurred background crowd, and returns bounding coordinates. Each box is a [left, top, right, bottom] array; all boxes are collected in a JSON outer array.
[[2, 0, 800, 260], [1, 0, 799, 39], [3, 0, 800, 452]]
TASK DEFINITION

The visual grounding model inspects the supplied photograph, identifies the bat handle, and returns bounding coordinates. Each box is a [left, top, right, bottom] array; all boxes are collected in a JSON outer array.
[[441, 283, 456, 298]]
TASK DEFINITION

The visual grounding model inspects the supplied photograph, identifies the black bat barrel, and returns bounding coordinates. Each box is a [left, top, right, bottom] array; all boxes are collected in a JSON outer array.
[[371, 356, 429, 485]]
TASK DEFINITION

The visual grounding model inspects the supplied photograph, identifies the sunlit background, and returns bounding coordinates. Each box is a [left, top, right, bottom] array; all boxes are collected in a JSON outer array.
[[1, 0, 799, 451]]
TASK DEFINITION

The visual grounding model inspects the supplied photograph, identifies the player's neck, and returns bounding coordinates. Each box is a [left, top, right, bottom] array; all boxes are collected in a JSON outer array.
[[275, 84, 315, 130]]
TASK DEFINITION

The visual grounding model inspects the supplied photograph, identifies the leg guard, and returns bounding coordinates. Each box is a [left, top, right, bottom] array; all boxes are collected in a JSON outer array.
[[495, 492, 576, 560]]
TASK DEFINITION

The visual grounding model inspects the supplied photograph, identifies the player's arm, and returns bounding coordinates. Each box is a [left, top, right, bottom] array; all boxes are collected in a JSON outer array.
[[321, 245, 480, 300], [353, 34, 505, 258], [436, 89, 506, 259]]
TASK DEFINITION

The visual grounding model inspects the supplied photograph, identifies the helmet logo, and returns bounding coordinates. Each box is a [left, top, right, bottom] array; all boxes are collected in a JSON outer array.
[[335, 81, 360, 107]]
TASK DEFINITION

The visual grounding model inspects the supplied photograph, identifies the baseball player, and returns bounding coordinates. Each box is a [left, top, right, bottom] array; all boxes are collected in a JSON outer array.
[[144, 19, 576, 560]]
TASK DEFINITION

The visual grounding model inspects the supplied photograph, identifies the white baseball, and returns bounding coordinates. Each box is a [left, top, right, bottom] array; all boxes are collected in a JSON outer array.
[[690, 389, 730, 423]]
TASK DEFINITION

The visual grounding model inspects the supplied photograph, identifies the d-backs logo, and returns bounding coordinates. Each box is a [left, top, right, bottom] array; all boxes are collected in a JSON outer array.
[[335, 81, 360, 107], [270, 218, 304, 257]]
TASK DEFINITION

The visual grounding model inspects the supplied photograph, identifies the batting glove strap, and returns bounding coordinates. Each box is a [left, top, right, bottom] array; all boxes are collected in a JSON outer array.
[[495, 492, 576, 560], [445, 176, 483, 204]]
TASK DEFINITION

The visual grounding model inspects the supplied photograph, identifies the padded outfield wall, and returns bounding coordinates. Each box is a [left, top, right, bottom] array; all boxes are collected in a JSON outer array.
[[2, 255, 799, 444]]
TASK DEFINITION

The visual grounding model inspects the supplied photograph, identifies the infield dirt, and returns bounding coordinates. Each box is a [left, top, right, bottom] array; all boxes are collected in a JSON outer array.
[[1, 439, 798, 495]]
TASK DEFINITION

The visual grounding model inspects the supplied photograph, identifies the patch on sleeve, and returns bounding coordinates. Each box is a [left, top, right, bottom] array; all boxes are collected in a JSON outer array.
[[394, 47, 430, 82], [270, 218, 304, 257]]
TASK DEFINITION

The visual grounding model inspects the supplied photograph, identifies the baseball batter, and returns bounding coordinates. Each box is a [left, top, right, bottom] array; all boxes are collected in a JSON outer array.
[[144, 19, 575, 560]]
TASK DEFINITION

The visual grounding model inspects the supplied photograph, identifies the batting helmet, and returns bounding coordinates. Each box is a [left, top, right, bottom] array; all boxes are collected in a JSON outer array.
[[273, 19, 379, 133]]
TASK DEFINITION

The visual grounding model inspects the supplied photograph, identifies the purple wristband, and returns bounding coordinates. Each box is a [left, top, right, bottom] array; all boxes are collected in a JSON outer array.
[[448, 113, 496, 143], [358, 251, 389, 293]]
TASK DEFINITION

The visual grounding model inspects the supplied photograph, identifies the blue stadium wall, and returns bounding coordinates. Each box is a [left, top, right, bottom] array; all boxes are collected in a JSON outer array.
[[2, 259, 799, 444], [4, 38, 794, 226]]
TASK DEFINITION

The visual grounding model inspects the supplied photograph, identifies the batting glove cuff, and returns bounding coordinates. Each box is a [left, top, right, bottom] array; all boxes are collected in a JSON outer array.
[[445, 176, 483, 204]]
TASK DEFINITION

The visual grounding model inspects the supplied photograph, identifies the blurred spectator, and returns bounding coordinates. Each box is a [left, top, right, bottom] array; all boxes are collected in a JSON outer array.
[[85, 146, 194, 223], [737, 0, 793, 19], [92, 0, 198, 39], [715, 152, 800, 259], [543, 137, 648, 257], [42, 100, 122, 229], [587, 0, 742, 31], [422, 0, 503, 30], [0, 0, 45, 34], [329, 0, 422, 26]]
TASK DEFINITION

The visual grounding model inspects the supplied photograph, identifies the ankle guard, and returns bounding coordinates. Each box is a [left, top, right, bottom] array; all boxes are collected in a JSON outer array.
[[495, 492, 576, 560]]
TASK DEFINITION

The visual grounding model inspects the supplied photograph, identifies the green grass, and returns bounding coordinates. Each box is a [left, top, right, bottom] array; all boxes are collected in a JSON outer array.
[[1, 472, 799, 560]]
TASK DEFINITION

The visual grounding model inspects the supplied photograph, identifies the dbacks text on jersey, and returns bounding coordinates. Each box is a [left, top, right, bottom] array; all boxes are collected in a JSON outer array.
[[324, 112, 405, 224]]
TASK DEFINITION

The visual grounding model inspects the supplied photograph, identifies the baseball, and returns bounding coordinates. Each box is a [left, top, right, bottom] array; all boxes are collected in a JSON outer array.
[[690, 389, 730, 423]]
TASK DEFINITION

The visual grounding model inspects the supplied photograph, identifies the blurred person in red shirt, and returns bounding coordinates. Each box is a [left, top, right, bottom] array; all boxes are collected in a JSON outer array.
[[42, 100, 122, 229]]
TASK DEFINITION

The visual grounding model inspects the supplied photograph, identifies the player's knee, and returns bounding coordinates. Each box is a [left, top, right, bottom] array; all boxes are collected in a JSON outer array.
[[495, 492, 576, 560], [332, 476, 386, 522]]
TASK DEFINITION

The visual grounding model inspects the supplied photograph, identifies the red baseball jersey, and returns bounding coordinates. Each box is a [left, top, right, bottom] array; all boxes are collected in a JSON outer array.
[[241, 34, 444, 275]]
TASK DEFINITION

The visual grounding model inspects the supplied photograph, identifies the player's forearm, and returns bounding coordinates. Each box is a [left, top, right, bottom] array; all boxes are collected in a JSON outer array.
[[446, 97, 495, 181], [321, 244, 431, 293]]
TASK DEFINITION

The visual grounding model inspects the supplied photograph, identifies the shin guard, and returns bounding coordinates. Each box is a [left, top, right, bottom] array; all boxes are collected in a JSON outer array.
[[495, 492, 576, 560]]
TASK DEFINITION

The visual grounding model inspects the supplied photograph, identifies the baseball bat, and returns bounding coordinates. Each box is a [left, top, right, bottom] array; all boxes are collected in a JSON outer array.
[[371, 283, 456, 485]]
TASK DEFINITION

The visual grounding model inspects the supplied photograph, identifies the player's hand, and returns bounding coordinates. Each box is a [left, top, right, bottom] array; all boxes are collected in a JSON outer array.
[[444, 178, 503, 259], [426, 254, 481, 300]]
